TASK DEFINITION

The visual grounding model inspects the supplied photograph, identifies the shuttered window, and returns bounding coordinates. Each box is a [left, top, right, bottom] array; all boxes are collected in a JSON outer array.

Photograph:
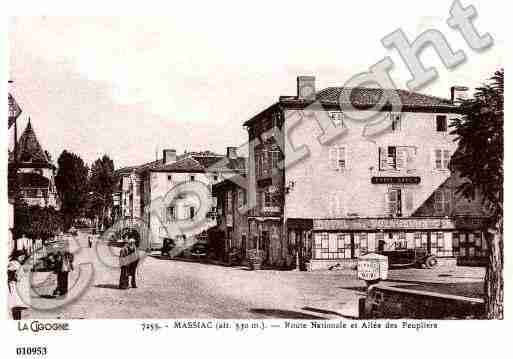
[[434, 148, 451, 169], [379, 146, 416, 171], [329, 111, 344, 128], [329, 146, 346, 171], [385, 188, 402, 217]]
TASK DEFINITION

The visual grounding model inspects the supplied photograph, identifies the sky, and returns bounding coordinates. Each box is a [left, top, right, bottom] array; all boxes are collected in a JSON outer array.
[[8, 1, 503, 169]]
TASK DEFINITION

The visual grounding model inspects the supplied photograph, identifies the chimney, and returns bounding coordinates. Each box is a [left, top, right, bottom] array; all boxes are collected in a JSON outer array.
[[162, 149, 176, 164], [226, 146, 238, 160], [297, 75, 316, 101], [450, 86, 469, 104]]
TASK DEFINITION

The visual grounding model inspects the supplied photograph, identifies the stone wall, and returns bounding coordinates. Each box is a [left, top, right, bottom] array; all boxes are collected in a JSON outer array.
[[363, 284, 484, 319]]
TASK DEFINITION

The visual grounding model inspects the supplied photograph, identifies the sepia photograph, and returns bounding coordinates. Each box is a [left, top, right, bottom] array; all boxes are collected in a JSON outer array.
[[4, 0, 504, 330]]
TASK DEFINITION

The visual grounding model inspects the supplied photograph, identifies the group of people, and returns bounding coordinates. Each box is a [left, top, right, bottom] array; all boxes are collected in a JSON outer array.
[[119, 238, 139, 289], [7, 243, 75, 320]]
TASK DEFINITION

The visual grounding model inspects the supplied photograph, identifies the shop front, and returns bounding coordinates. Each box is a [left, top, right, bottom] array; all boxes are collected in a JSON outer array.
[[294, 217, 489, 270], [248, 217, 282, 267]]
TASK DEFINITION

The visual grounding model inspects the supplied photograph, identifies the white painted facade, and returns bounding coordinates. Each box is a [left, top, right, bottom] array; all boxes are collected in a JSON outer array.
[[283, 110, 460, 220]]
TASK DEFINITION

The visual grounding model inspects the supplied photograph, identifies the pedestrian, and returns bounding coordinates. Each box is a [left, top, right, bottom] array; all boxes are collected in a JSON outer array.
[[118, 241, 129, 289], [8, 251, 29, 320], [53, 248, 74, 297], [59, 248, 74, 296], [126, 238, 139, 289], [52, 251, 63, 296], [88, 235, 93, 248]]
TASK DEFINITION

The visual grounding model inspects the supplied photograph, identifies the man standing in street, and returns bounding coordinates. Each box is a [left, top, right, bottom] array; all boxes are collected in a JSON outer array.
[[126, 238, 139, 289], [118, 240, 129, 289]]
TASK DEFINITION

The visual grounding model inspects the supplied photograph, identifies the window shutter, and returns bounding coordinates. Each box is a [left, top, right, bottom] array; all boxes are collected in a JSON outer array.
[[329, 147, 338, 171], [396, 147, 407, 170], [405, 191, 414, 211], [406, 147, 416, 171], [384, 191, 390, 216], [389, 189, 398, 216], [443, 150, 450, 169], [379, 147, 387, 171], [434, 149, 442, 169]]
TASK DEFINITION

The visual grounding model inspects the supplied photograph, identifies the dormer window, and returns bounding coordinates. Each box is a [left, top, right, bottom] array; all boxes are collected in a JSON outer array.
[[329, 111, 344, 128]]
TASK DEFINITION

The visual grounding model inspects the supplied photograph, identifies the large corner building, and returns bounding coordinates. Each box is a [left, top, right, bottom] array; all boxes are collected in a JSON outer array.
[[241, 76, 489, 270]]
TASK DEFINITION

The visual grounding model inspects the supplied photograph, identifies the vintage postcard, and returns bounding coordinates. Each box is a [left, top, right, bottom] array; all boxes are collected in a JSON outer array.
[[1, 1, 508, 358]]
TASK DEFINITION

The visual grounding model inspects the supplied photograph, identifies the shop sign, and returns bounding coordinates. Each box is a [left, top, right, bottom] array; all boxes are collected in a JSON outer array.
[[371, 176, 421, 184], [314, 217, 485, 231], [358, 253, 388, 281]]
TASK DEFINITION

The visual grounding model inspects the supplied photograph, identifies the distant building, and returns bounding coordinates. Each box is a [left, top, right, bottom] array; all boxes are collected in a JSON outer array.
[[8, 120, 59, 209], [114, 148, 245, 252], [241, 76, 489, 269], [211, 177, 248, 261]]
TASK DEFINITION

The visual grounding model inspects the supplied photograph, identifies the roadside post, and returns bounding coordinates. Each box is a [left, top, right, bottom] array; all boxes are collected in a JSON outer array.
[[357, 253, 388, 287], [357, 253, 388, 318]]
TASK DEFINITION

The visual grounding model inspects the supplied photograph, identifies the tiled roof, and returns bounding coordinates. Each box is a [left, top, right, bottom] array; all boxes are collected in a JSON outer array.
[[150, 153, 246, 173], [245, 87, 457, 126], [313, 87, 454, 109], [154, 157, 205, 173], [121, 151, 246, 175], [114, 165, 140, 176], [14, 120, 53, 167]]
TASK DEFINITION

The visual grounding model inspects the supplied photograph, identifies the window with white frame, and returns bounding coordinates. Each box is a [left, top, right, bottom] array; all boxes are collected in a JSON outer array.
[[434, 149, 451, 170], [329, 111, 344, 128], [329, 146, 346, 171], [379, 146, 416, 171]]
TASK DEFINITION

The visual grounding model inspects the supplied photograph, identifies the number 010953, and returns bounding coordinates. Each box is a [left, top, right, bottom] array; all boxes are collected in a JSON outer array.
[[16, 346, 48, 356]]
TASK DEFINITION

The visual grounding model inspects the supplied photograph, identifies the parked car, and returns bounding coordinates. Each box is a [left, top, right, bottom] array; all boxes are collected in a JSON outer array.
[[161, 238, 175, 257], [69, 226, 78, 236], [189, 242, 208, 260], [377, 248, 437, 269]]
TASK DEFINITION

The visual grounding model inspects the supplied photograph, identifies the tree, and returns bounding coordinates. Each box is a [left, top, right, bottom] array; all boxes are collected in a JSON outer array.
[[450, 69, 503, 319], [25, 206, 63, 242], [55, 150, 89, 230], [88, 155, 116, 230], [13, 200, 63, 243]]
